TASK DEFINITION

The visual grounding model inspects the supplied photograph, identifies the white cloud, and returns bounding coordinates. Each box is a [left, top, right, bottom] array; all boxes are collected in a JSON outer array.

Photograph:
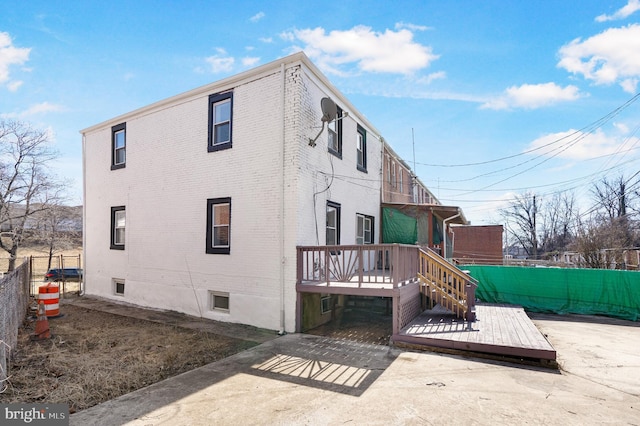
[[7, 80, 23, 92], [279, 32, 295, 43], [558, 24, 640, 93], [595, 0, 640, 22], [0, 32, 31, 89], [613, 122, 630, 133], [242, 56, 260, 67], [259, 37, 273, 43], [416, 71, 446, 85], [205, 48, 235, 73], [394, 22, 431, 32], [0, 102, 66, 119], [250, 12, 265, 23], [481, 82, 582, 110], [526, 128, 629, 161], [283, 25, 438, 76]]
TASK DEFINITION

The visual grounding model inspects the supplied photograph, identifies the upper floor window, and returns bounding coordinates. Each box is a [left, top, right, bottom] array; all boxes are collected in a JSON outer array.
[[110, 206, 125, 250], [206, 197, 231, 254], [398, 168, 403, 193], [356, 214, 374, 244], [328, 106, 343, 158], [326, 201, 341, 245], [111, 123, 126, 170], [208, 92, 233, 152], [356, 125, 367, 172], [391, 162, 396, 187]]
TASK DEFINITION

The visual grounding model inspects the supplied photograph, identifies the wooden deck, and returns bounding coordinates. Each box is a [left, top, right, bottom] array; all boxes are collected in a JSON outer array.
[[393, 303, 557, 364]]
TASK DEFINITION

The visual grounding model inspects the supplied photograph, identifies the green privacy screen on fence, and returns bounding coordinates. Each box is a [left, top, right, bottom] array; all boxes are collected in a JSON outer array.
[[462, 265, 640, 321]]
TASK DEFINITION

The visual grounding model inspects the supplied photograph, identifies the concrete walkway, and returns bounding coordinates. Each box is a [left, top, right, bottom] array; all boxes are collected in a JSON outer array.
[[69, 302, 640, 425]]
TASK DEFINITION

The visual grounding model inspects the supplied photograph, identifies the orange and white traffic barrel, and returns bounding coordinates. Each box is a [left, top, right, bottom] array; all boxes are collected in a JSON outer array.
[[38, 282, 60, 317]]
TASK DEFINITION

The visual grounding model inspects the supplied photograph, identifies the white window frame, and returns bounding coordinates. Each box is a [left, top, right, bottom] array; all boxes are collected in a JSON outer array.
[[321, 294, 331, 314], [210, 291, 230, 312], [111, 122, 126, 170], [326, 201, 340, 246], [111, 206, 125, 250], [113, 278, 125, 296], [356, 214, 373, 245], [207, 197, 231, 254], [213, 99, 231, 145]]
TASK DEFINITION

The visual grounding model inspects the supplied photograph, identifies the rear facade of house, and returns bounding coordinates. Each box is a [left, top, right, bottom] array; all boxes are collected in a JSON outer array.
[[81, 52, 383, 333]]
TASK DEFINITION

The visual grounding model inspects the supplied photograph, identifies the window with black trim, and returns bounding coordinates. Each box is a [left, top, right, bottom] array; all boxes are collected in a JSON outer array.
[[328, 105, 343, 157], [111, 123, 126, 170], [110, 206, 125, 250], [326, 201, 341, 245], [208, 92, 233, 152], [356, 214, 374, 244], [357, 124, 367, 172], [206, 197, 231, 254]]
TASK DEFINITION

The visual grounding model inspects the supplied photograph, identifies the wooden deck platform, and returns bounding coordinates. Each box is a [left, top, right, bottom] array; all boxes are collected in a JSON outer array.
[[393, 303, 557, 364]]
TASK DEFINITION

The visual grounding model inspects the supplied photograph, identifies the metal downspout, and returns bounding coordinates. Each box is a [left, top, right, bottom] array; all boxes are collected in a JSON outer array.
[[442, 211, 461, 260], [279, 63, 286, 335], [81, 133, 87, 296]]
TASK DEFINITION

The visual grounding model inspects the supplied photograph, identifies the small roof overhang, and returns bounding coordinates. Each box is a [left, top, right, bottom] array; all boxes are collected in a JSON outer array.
[[382, 202, 468, 225]]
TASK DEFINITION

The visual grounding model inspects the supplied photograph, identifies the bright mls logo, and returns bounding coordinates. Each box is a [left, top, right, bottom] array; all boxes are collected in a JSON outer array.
[[1, 404, 68, 425]]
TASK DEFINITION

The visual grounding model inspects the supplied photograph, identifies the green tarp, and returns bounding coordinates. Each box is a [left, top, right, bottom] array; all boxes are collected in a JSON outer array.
[[463, 265, 640, 321], [382, 207, 417, 244]]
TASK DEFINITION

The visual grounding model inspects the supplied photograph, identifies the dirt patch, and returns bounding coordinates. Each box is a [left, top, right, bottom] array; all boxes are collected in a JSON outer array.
[[0, 304, 257, 413]]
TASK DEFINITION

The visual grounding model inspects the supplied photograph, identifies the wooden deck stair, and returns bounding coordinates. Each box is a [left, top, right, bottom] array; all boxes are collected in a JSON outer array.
[[418, 248, 477, 321]]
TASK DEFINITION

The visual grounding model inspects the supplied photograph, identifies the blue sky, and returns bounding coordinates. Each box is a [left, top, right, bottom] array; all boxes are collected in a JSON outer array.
[[2, 1, 640, 225]]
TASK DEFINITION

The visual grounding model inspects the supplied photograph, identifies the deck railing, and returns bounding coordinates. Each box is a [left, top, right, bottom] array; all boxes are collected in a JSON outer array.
[[296, 244, 419, 288], [418, 247, 477, 321]]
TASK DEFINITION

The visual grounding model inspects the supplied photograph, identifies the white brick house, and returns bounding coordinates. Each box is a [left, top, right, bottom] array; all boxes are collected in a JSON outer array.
[[81, 52, 384, 333]]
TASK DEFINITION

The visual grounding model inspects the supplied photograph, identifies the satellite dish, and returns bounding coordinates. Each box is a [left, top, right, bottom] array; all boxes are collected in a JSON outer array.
[[320, 97, 337, 123], [309, 97, 339, 147]]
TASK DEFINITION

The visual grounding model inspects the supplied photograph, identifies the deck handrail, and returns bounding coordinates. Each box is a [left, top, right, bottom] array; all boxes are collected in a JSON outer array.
[[296, 244, 419, 289], [418, 247, 477, 321]]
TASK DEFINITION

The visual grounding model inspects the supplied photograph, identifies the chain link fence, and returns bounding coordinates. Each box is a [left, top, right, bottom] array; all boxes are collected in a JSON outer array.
[[0, 260, 31, 392], [0, 254, 82, 391], [29, 254, 83, 296]]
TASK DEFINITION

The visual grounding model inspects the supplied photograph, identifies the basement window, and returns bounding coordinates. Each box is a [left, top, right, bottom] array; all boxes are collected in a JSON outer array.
[[210, 291, 230, 313], [114, 279, 125, 296], [321, 294, 331, 314]]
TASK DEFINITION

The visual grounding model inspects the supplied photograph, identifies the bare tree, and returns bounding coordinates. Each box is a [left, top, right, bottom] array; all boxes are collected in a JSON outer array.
[[573, 218, 629, 269], [592, 174, 639, 246], [0, 120, 63, 271], [590, 174, 639, 221], [540, 191, 577, 255], [30, 204, 82, 269], [501, 192, 539, 258]]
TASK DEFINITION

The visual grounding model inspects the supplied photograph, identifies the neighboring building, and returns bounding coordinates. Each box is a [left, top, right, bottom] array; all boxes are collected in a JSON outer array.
[[82, 52, 383, 333], [381, 144, 467, 257], [452, 224, 504, 265], [382, 144, 437, 205]]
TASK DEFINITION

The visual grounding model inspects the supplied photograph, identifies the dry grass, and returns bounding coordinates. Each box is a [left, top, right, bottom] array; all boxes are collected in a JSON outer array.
[[0, 304, 256, 413]]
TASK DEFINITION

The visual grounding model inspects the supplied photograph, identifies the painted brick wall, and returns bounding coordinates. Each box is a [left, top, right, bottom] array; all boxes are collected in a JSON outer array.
[[84, 57, 383, 332]]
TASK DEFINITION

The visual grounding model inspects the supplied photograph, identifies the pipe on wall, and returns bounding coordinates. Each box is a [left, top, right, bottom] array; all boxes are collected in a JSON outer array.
[[279, 62, 286, 335]]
